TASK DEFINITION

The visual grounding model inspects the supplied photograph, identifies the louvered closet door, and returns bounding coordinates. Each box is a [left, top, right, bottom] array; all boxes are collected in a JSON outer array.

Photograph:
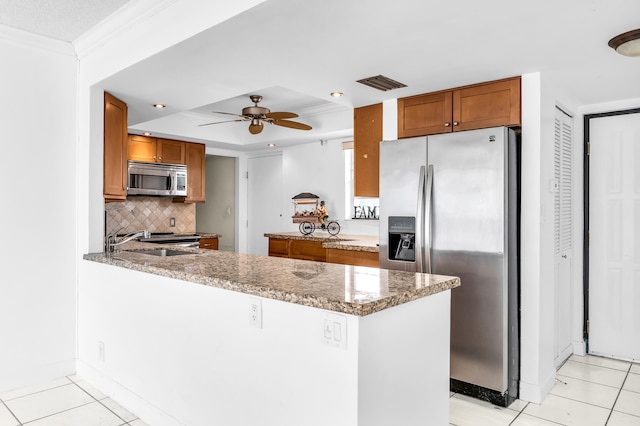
[[554, 108, 574, 367], [589, 112, 640, 361]]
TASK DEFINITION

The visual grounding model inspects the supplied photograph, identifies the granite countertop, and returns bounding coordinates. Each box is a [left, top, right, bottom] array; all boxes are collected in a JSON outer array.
[[83, 247, 459, 316], [264, 232, 379, 253], [197, 232, 221, 238]]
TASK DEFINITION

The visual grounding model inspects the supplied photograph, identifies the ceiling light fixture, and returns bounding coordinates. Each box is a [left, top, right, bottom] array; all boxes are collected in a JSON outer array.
[[608, 29, 640, 57], [153, 103, 166, 109], [143, 132, 152, 136], [267, 143, 276, 147], [330, 91, 344, 97]]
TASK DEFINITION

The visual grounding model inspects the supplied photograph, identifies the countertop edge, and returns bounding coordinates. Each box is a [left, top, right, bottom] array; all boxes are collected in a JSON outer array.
[[82, 252, 459, 316]]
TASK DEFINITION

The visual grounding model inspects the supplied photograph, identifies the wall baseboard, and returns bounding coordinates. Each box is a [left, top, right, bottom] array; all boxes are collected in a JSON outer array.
[[0, 359, 75, 394], [519, 370, 556, 404], [76, 360, 182, 426]]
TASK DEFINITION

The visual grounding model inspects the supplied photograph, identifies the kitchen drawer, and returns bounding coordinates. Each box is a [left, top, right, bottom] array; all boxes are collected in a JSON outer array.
[[326, 249, 379, 267], [199, 237, 218, 250]]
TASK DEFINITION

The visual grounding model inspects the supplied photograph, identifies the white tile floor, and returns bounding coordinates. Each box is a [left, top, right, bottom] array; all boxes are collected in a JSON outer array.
[[0, 355, 637, 425], [450, 355, 640, 426], [0, 375, 148, 426]]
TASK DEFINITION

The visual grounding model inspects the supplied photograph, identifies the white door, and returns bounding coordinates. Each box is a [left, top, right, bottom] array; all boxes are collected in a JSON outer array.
[[247, 155, 283, 256], [589, 111, 640, 362], [554, 108, 574, 367]]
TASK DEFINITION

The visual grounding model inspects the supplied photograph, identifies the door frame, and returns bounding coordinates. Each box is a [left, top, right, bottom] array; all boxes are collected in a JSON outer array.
[[582, 107, 640, 350]]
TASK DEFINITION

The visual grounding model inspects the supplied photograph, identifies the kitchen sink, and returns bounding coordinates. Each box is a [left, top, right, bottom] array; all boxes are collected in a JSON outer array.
[[133, 249, 195, 257]]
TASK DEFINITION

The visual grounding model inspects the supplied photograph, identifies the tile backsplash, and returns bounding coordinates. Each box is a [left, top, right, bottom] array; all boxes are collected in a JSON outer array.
[[105, 197, 196, 235]]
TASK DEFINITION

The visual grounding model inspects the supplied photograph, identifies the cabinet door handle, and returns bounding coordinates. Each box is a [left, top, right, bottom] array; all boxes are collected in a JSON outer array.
[[153, 155, 157, 160], [444, 122, 451, 127], [453, 121, 459, 126], [158, 157, 162, 161]]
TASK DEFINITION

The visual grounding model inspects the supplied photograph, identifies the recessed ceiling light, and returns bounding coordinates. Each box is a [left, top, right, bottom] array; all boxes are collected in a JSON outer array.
[[330, 91, 344, 97], [153, 103, 166, 109], [608, 29, 640, 57], [267, 143, 276, 147], [143, 132, 152, 136]]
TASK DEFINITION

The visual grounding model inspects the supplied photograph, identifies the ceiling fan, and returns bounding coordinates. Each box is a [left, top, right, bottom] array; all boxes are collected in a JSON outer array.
[[199, 95, 312, 135]]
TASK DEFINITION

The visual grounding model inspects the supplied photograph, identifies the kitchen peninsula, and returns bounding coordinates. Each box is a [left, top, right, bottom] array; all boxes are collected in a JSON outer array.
[[80, 248, 459, 425]]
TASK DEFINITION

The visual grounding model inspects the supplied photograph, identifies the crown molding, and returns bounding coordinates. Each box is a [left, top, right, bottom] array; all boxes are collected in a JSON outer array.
[[73, 0, 177, 60], [0, 24, 76, 57]]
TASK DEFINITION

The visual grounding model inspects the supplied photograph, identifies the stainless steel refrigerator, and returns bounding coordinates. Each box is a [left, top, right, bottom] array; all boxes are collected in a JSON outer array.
[[379, 126, 519, 407]]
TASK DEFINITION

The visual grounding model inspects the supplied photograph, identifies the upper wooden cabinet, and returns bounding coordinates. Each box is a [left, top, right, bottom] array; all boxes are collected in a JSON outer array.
[[397, 91, 453, 137], [104, 92, 128, 201], [128, 135, 185, 164], [184, 142, 206, 203], [354, 103, 383, 197], [398, 77, 521, 138]]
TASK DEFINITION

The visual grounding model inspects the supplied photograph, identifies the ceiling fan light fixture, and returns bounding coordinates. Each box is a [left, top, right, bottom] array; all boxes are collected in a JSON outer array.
[[608, 29, 640, 57], [249, 119, 264, 135]]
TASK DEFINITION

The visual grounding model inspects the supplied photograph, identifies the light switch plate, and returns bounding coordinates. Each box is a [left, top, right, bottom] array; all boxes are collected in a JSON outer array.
[[322, 312, 347, 350]]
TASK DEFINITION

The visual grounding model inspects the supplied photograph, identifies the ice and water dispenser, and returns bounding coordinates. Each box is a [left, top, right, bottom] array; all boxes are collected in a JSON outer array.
[[387, 216, 416, 262]]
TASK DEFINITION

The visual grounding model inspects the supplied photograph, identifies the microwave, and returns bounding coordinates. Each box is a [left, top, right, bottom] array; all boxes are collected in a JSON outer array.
[[127, 161, 187, 197]]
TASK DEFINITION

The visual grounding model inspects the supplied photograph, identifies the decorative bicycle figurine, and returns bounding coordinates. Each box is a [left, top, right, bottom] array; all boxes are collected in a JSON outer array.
[[299, 219, 341, 236], [291, 194, 341, 236]]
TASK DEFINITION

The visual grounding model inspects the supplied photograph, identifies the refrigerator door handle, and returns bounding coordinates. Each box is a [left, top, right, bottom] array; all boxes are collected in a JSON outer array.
[[415, 166, 426, 273], [424, 165, 434, 274]]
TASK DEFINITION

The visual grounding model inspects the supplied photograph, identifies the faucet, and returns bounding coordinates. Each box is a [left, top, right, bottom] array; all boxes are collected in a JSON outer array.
[[105, 228, 150, 253]]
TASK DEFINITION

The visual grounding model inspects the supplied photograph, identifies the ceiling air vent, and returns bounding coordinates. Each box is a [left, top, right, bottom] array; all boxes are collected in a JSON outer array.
[[356, 75, 407, 91]]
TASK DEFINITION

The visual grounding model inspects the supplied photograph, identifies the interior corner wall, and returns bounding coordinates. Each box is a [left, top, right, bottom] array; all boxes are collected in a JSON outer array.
[[0, 35, 78, 391], [519, 72, 556, 403]]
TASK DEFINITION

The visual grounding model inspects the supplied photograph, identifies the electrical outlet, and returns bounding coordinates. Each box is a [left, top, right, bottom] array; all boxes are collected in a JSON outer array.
[[169, 217, 176, 227], [249, 298, 262, 328], [98, 341, 105, 362]]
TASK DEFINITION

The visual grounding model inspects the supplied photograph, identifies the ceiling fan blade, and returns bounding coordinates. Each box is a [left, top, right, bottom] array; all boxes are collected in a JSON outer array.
[[265, 111, 298, 119], [211, 111, 247, 118], [198, 119, 245, 127], [249, 122, 264, 134], [272, 119, 312, 131]]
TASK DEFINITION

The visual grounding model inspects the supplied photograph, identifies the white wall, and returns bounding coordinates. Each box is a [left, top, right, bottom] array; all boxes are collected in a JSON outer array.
[[280, 140, 378, 236], [0, 30, 78, 391]]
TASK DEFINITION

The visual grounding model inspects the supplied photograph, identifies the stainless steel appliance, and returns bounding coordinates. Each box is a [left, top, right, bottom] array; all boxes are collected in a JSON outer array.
[[379, 126, 519, 407], [138, 232, 201, 247], [127, 161, 187, 197]]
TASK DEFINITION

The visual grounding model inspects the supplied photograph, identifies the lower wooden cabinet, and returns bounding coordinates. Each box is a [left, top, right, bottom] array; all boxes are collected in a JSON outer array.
[[326, 249, 379, 268], [267, 237, 378, 266], [289, 240, 326, 262], [199, 237, 218, 250], [268, 238, 289, 258]]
